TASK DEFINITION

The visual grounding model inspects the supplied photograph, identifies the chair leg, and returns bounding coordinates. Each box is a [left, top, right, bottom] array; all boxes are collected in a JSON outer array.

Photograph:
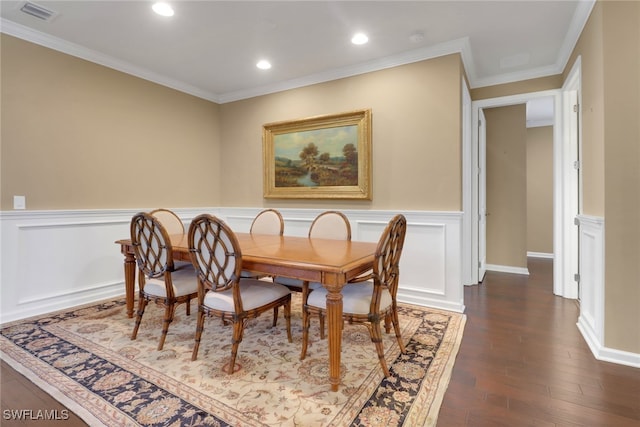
[[284, 299, 292, 343], [227, 319, 245, 374], [391, 309, 406, 353], [186, 298, 191, 316], [300, 305, 311, 360], [191, 309, 206, 361], [158, 303, 176, 351], [319, 313, 325, 340], [131, 296, 148, 340], [370, 321, 390, 377], [384, 313, 392, 334], [272, 307, 279, 327]]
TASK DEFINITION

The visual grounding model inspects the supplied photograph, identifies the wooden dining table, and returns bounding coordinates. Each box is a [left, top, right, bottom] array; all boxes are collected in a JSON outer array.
[[115, 232, 377, 391]]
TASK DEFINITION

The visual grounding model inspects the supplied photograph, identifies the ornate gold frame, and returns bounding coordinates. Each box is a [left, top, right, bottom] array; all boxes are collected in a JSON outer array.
[[263, 109, 372, 200]]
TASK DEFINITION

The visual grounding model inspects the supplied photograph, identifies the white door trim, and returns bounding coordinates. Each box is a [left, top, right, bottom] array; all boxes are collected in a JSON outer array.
[[469, 88, 578, 298], [559, 56, 582, 299], [462, 77, 473, 286]]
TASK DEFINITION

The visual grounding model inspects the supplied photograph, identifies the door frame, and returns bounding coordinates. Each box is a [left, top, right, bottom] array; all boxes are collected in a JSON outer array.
[[560, 56, 582, 299], [467, 87, 578, 298], [477, 108, 487, 282]]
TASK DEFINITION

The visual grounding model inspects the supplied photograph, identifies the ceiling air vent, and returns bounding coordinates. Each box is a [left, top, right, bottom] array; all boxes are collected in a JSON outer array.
[[20, 1, 58, 22]]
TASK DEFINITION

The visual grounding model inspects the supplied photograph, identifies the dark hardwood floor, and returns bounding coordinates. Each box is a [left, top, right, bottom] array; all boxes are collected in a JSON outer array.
[[1, 258, 638, 426], [438, 257, 640, 426]]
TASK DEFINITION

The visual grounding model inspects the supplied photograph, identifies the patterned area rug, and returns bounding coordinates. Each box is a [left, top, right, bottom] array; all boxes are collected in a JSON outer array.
[[1, 293, 465, 426]]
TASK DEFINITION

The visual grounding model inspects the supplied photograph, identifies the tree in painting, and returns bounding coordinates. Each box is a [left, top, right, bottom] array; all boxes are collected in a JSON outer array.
[[274, 125, 359, 188]]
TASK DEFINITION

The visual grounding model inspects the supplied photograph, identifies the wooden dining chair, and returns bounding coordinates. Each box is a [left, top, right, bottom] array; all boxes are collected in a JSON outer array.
[[300, 214, 407, 376], [150, 208, 193, 268], [130, 212, 198, 350], [274, 210, 351, 337], [240, 209, 284, 278], [149, 208, 185, 235], [188, 214, 293, 374]]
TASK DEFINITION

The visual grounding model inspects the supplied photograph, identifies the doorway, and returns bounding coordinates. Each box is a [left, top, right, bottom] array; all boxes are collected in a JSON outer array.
[[467, 86, 580, 299]]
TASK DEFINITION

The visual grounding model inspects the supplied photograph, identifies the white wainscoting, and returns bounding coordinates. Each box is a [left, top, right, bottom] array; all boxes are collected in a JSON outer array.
[[575, 215, 608, 361], [575, 216, 639, 368], [0, 208, 464, 323]]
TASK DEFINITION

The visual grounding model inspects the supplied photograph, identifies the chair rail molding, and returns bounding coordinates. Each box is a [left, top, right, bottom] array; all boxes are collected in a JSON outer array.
[[1, 208, 464, 323]]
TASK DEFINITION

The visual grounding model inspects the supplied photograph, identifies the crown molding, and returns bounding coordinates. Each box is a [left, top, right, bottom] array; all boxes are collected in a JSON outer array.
[[470, 0, 595, 89], [2, 0, 595, 103], [555, 0, 596, 75], [0, 18, 221, 103], [217, 37, 473, 103]]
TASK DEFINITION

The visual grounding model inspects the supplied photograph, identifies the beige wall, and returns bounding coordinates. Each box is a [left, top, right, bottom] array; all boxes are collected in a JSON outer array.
[[219, 54, 464, 210], [1, 36, 463, 212], [565, 3, 606, 217], [526, 126, 553, 254], [471, 75, 563, 101], [564, 0, 640, 353], [0, 35, 222, 210], [602, 1, 640, 353], [484, 104, 528, 269]]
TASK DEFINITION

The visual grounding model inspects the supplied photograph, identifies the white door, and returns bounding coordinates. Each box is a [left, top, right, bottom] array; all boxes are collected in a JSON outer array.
[[478, 109, 487, 282], [568, 88, 581, 299]]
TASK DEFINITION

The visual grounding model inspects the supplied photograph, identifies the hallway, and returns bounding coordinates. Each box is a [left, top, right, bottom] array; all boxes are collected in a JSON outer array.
[[438, 258, 640, 426]]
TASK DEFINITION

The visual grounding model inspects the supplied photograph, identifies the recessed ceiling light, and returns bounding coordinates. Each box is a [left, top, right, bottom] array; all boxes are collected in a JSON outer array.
[[256, 60, 272, 70], [152, 2, 174, 17], [351, 33, 369, 45]]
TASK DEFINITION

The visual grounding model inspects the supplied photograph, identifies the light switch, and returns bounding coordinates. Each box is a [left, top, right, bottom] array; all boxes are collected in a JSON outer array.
[[13, 195, 26, 210]]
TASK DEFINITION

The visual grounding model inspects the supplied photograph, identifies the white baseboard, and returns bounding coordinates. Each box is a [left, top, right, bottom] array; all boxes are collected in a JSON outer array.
[[485, 264, 530, 275], [527, 251, 554, 259], [577, 319, 640, 368]]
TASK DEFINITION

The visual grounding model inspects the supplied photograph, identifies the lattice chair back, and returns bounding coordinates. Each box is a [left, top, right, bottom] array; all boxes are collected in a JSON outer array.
[[250, 209, 284, 235], [309, 210, 351, 241], [150, 208, 185, 235], [372, 214, 407, 306], [130, 212, 174, 278], [189, 214, 243, 307]]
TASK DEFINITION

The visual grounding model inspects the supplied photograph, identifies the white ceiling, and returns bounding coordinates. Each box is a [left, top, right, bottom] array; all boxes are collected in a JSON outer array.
[[1, 0, 594, 106]]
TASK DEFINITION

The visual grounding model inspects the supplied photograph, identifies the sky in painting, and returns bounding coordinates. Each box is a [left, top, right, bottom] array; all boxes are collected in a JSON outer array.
[[274, 125, 357, 159]]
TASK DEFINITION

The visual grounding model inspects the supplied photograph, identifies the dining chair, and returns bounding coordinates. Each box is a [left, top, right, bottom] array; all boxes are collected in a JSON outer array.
[[274, 210, 351, 337], [130, 212, 198, 350], [240, 209, 284, 278], [150, 208, 192, 268], [149, 208, 185, 235], [300, 214, 407, 376], [188, 214, 293, 374]]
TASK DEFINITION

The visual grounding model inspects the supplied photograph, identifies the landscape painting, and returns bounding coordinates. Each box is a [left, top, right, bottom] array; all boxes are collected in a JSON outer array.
[[263, 109, 372, 200]]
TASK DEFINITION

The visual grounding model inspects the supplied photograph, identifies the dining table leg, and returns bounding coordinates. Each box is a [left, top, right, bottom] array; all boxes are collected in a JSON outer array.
[[325, 286, 343, 392], [122, 249, 136, 318]]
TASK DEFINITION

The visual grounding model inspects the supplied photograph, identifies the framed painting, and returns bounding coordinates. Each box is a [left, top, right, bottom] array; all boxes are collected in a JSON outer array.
[[263, 109, 372, 199]]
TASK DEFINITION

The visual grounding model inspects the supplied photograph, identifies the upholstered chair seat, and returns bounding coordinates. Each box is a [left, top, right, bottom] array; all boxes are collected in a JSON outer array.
[[142, 266, 198, 298], [203, 279, 291, 311], [307, 282, 393, 314]]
